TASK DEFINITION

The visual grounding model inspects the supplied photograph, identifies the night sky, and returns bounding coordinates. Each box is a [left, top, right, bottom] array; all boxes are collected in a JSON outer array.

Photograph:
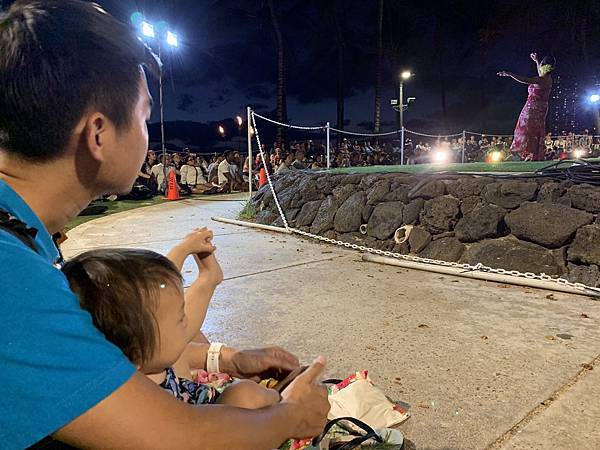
[[3, 0, 600, 138]]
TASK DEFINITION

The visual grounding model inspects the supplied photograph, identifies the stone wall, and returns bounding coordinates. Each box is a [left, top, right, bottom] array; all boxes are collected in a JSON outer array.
[[251, 171, 600, 287]]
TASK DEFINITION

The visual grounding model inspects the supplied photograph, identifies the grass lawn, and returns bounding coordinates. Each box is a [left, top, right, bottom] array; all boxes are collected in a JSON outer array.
[[65, 196, 167, 231], [329, 158, 600, 175]]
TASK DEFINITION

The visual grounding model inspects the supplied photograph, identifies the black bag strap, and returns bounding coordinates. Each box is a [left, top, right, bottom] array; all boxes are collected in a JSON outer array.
[[0, 208, 39, 253]]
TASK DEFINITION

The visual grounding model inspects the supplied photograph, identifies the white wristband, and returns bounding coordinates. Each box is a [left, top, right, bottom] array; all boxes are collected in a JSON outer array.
[[206, 342, 225, 373]]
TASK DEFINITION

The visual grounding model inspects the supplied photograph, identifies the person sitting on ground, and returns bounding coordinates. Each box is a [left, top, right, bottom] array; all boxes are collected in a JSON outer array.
[[0, 1, 329, 448], [217, 150, 246, 192], [151, 155, 176, 193], [276, 153, 294, 175], [63, 228, 280, 409], [291, 150, 307, 170], [208, 155, 223, 184], [180, 155, 219, 195]]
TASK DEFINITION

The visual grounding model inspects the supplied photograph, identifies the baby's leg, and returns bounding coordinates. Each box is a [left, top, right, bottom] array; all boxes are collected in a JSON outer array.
[[217, 379, 280, 409]]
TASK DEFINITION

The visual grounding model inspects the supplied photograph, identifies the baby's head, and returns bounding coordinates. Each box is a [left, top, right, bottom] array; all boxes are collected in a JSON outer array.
[[63, 249, 188, 374]]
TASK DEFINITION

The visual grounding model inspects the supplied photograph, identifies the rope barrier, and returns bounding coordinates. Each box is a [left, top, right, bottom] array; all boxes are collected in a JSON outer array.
[[329, 127, 401, 137], [251, 112, 327, 131]]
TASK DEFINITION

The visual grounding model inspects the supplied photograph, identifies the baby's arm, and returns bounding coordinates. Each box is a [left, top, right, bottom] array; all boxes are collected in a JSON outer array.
[[183, 252, 224, 342]]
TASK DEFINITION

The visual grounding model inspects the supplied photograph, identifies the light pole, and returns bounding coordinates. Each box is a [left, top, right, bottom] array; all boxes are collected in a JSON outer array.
[[399, 70, 412, 130], [134, 15, 179, 190]]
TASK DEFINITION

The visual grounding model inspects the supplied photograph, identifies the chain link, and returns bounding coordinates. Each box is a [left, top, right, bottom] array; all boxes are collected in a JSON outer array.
[[251, 115, 600, 297]]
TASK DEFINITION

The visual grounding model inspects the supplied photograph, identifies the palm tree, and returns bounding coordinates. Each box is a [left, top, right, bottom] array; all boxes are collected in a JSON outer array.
[[333, 0, 345, 132], [373, 0, 384, 133], [266, 0, 287, 147]]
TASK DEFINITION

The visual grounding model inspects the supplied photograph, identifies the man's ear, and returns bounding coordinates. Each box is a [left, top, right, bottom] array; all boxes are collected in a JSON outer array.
[[83, 113, 112, 163]]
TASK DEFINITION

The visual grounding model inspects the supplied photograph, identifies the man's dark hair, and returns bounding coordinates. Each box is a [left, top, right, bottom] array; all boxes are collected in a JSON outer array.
[[62, 248, 182, 366], [0, 0, 160, 161]]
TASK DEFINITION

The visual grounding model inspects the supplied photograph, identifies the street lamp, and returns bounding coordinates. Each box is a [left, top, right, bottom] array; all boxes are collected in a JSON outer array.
[[398, 70, 413, 130], [133, 14, 179, 191]]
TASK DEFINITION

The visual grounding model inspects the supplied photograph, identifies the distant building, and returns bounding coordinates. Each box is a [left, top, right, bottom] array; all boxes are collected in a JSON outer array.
[[550, 75, 600, 135]]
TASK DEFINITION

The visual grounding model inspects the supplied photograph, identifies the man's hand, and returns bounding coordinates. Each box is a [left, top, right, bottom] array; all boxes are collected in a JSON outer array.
[[280, 356, 330, 439], [222, 346, 300, 380]]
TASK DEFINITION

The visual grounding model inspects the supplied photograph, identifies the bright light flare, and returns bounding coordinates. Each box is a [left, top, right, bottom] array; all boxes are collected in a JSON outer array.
[[490, 151, 503, 163], [141, 21, 155, 38], [166, 31, 178, 47], [431, 148, 450, 164], [218, 125, 226, 136], [590, 94, 600, 104], [573, 148, 587, 159], [235, 116, 243, 127], [401, 70, 412, 81]]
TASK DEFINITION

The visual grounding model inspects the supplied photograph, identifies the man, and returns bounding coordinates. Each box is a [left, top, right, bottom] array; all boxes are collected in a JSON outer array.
[[291, 150, 307, 170], [276, 153, 295, 174], [0, 2, 329, 449]]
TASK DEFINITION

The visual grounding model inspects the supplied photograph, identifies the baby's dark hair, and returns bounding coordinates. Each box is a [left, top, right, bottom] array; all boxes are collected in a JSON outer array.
[[62, 249, 182, 366]]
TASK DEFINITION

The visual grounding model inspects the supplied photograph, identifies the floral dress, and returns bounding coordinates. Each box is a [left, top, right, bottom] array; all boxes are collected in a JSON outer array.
[[510, 81, 552, 161], [160, 367, 227, 405]]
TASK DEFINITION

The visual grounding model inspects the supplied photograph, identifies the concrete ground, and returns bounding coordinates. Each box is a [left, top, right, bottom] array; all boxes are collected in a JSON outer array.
[[62, 195, 600, 450]]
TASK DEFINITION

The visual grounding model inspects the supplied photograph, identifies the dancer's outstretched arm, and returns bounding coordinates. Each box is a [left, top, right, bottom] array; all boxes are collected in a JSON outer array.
[[497, 71, 543, 85]]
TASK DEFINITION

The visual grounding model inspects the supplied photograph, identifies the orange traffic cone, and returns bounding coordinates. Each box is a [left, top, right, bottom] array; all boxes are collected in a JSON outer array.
[[258, 168, 267, 188], [165, 169, 181, 201]]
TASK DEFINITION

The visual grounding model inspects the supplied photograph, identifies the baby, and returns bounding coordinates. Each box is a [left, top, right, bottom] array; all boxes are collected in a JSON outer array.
[[62, 228, 280, 409]]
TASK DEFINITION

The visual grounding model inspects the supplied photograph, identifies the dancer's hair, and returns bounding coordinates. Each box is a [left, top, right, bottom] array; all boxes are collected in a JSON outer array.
[[541, 56, 556, 68]]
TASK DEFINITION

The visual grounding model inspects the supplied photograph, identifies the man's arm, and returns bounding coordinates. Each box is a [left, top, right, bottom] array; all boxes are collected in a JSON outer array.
[[54, 370, 325, 450]]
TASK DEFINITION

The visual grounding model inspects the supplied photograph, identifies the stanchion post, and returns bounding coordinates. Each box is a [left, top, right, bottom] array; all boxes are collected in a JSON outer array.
[[326, 122, 330, 169], [247, 106, 252, 199], [462, 130, 466, 163], [400, 127, 405, 165]]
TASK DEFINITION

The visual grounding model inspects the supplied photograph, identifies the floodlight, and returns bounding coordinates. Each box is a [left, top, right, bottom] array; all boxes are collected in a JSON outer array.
[[401, 71, 412, 81], [141, 21, 155, 38], [431, 148, 449, 164], [166, 31, 178, 47], [590, 94, 600, 104], [490, 151, 503, 163]]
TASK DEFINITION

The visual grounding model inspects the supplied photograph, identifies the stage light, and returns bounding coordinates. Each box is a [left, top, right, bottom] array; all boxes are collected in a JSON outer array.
[[490, 151, 503, 163], [130, 12, 144, 27], [431, 148, 449, 164], [166, 31, 178, 47], [590, 94, 600, 104], [401, 70, 412, 81], [141, 21, 155, 38]]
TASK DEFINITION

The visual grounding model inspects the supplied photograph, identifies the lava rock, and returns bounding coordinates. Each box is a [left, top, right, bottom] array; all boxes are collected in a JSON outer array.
[[461, 237, 563, 276], [566, 184, 600, 213], [340, 174, 364, 185], [255, 210, 279, 225], [385, 184, 410, 203], [537, 182, 568, 204], [366, 180, 391, 205], [408, 179, 447, 200], [310, 196, 339, 234], [408, 227, 432, 253], [362, 204, 374, 223], [420, 196, 460, 234], [403, 198, 425, 225], [505, 202, 593, 248], [419, 237, 466, 262], [367, 201, 404, 240], [455, 204, 507, 242], [483, 181, 537, 209], [295, 200, 323, 227], [333, 184, 357, 205], [334, 192, 367, 233], [392, 242, 411, 255], [446, 177, 491, 198], [565, 263, 600, 287], [460, 196, 485, 215], [568, 225, 600, 265]]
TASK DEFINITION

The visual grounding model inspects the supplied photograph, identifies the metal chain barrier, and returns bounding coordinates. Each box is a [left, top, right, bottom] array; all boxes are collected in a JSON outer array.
[[251, 112, 600, 296]]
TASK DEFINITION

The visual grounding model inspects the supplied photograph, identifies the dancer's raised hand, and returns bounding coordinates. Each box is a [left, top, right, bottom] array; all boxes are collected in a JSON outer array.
[[497, 71, 511, 77], [530, 52, 538, 63]]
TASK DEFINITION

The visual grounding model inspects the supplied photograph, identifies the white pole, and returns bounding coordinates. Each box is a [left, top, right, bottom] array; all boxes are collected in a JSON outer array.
[[326, 121, 330, 169], [462, 130, 466, 163], [362, 254, 600, 298], [400, 127, 405, 165], [247, 106, 252, 199], [212, 216, 292, 234]]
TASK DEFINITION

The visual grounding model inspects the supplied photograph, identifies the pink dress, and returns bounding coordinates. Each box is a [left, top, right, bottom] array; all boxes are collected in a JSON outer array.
[[510, 81, 552, 161]]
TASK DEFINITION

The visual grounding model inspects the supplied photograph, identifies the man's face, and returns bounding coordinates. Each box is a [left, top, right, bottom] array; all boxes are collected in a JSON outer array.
[[102, 73, 152, 194]]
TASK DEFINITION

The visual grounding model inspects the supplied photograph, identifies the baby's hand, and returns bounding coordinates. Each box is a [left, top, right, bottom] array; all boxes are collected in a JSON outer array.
[[180, 228, 216, 258]]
